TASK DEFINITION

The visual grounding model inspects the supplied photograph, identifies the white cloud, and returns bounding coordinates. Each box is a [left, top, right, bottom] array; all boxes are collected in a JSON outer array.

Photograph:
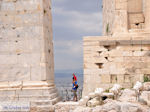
[[54, 40, 83, 71], [54, 40, 83, 56], [53, 7, 102, 34]]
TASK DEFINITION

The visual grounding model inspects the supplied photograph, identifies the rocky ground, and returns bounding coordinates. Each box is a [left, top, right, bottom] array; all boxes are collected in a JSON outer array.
[[53, 82, 150, 112]]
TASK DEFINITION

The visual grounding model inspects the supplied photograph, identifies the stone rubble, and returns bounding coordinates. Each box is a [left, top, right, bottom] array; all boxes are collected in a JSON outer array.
[[54, 82, 150, 112]]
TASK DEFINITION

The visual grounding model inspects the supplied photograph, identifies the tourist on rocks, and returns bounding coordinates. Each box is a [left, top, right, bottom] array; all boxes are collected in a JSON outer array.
[[72, 77, 78, 101]]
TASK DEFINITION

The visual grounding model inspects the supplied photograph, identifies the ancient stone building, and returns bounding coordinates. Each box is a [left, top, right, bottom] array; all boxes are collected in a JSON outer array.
[[83, 0, 150, 97], [0, 0, 59, 111]]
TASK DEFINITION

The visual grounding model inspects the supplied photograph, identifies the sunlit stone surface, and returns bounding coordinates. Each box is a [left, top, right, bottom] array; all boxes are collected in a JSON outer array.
[[0, 0, 60, 111], [83, 0, 150, 97]]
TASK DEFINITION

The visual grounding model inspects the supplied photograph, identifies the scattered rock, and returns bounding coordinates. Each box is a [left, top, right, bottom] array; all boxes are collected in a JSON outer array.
[[110, 84, 121, 100], [140, 91, 150, 106], [119, 89, 136, 102], [102, 92, 114, 99], [54, 101, 79, 112], [87, 97, 101, 107], [89, 92, 96, 99], [138, 98, 147, 105], [55, 82, 150, 112], [73, 106, 92, 112], [143, 82, 150, 91]]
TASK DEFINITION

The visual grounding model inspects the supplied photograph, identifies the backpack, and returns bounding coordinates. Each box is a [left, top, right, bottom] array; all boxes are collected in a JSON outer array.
[[75, 84, 79, 89]]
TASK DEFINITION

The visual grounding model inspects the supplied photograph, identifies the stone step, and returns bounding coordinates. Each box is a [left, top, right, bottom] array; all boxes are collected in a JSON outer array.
[[31, 100, 54, 106], [31, 96, 61, 107], [0, 91, 60, 102], [30, 105, 55, 112], [51, 96, 62, 105], [19, 92, 59, 101], [30, 94, 59, 106]]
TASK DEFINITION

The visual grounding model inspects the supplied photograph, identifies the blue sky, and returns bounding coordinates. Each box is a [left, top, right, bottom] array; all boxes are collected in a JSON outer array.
[[51, 0, 102, 73]]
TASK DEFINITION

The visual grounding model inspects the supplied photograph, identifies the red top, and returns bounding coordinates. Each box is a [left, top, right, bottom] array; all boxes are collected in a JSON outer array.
[[73, 73, 77, 81]]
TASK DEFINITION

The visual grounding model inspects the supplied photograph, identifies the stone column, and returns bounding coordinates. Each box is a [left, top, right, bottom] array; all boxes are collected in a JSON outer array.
[[0, 0, 60, 110], [145, 0, 150, 30]]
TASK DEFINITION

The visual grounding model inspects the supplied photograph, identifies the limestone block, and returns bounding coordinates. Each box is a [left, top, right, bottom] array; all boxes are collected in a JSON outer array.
[[84, 63, 98, 69], [15, 13, 40, 25], [132, 45, 142, 51], [141, 57, 150, 62], [127, 0, 143, 13], [101, 74, 111, 83], [9, 81, 22, 88], [142, 40, 150, 44], [117, 75, 124, 83], [124, 57, 141, 62], [109, 50, 123, 57], [0, 41, 10, 52], [93, 57, 108, 63], [84, 69, 108, 75], [93, 46, 108, 52], [110, 68, 126, 74], [28, 39, 42, 52], [113, 10, 128, 34], [145, 0, 150, 29], [0, 2, 15, 11], [99, 51, 109, 57], [130, 24, 138, 29], [0, 82, 9, 89], [99, 40, 116, 46], [142, 45, 150, 51], [122, 51, 132, 56], [30, 67, 45, 81], [15, 0, 42, 11], [16, 89, 44, 97], [0, 15, 15, 25], [131, 40, 142, 45], [13, 26, 43, 40], [83, 41, 99, 46], [115, 0, 127, 10], [9, 67, 31, 81], [22, 81, 53, 88], [128, 13, 144, 24], [108, 57, 124, 62], [117, 40, 132, 45], [17, 53, 41, 66], [141, 69, 150, 74], [133, 51, 144, 56], [116, 45, 132, 51], [0, 55, 17, 65], [83, 36, 107, 41]]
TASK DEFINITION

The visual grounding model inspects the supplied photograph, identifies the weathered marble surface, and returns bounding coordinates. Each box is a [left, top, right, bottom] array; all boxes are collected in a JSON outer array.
[[83, 0, 150, 97], [0, 0, 59, 111]]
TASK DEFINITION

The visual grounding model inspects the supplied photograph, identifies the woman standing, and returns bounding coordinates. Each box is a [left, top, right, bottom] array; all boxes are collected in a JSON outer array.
[[72, 77, 78, 101]]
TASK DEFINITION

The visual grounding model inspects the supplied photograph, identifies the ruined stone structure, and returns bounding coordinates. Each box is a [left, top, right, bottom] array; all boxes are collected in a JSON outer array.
[[0, 0, 59, 111], [83, 0, 150, 97]]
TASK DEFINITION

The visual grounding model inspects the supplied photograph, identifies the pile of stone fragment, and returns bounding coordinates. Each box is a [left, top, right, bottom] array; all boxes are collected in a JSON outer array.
[[79, 81, 150, 107]]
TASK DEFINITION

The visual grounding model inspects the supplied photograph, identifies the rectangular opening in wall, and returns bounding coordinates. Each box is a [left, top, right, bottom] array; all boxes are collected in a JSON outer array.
[[111, 75, 117, 83], [95, 63, 103, 69], [144, 74, 150, 82], [124, 74, 131, 83]]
